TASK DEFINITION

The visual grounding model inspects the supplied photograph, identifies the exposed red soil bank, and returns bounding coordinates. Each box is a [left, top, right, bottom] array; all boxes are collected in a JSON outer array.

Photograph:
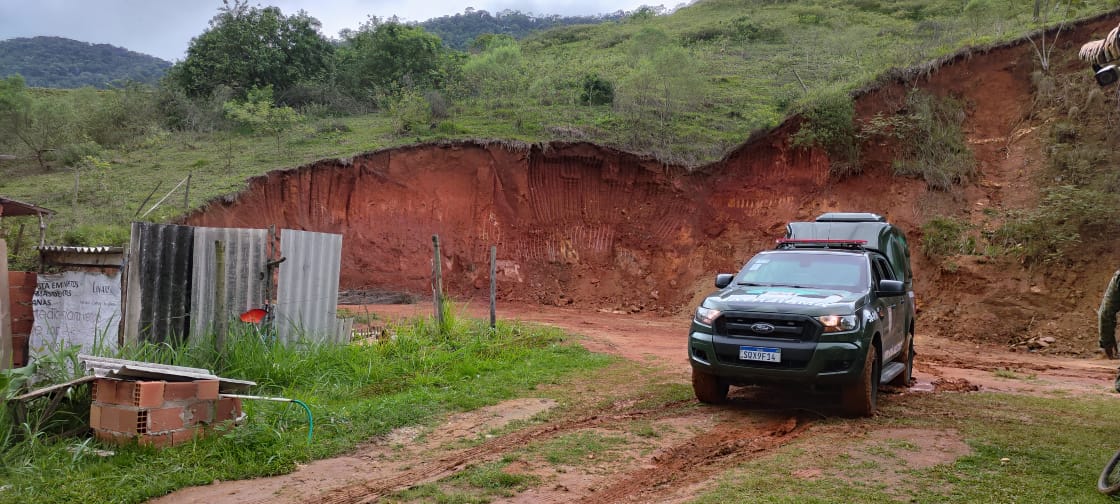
[[186, 13, 1120, 348]]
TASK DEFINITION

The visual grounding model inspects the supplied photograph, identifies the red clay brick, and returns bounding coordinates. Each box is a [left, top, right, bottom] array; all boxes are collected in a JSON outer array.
[[138, 433, 173, 448], [89, 404, 103, 430], [171, 427, 203, 445], [148, 406, 184, 433], [117, 381, 165, 408], [8, 271, 36, 288], [196, 380, 219, 400], [10, 320, 31, 334], [98, 405, 141, 434], [92, 379, 119, 404], [162, 382, 197, 402], [9, 302, 31, 321], [215, 397, 243, 423], [94, 429, 129, 445], [185, 401, 214, 426]]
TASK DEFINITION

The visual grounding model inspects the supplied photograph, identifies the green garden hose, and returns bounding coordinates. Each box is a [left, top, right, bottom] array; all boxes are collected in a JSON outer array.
[[219, 393, 313, 444]]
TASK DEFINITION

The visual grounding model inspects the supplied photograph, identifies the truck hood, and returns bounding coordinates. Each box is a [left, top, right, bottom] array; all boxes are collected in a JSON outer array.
[[707, 286, 866, 315]]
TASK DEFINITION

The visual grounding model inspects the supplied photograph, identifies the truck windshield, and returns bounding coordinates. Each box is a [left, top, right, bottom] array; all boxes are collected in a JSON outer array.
[[736, 252, 868, 292]]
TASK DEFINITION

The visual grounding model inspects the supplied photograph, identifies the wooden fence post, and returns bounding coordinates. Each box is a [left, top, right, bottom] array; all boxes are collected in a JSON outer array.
[[432, 235, 444, 328], [490, 246, 496, 329]]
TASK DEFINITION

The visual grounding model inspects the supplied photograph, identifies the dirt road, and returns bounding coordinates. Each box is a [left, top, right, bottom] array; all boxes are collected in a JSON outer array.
[[156, 303, 1118, 504]]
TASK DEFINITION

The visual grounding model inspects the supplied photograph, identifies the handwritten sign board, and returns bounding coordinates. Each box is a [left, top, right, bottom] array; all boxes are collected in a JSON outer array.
[[30, 271, 121, 355]]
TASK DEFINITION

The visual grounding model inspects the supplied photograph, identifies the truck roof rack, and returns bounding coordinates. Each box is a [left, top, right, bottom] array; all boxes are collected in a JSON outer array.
[[775, 238, 867, 250], [815, 212, 886, 223]]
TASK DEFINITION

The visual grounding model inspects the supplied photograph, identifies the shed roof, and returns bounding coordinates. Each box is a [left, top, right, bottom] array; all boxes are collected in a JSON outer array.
[[0, 196, 54, 217]]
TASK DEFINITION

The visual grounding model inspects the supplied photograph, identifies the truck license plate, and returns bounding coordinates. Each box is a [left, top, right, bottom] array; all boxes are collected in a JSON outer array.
[[739, 346, 781, 362]]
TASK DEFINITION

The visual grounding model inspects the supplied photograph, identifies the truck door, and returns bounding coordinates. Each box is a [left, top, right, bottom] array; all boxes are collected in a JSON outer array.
[[872, 256, 904, 361]]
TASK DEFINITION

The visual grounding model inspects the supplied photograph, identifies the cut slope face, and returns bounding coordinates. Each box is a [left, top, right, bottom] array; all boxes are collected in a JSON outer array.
[[185, 136, 840, 313], [187, 14, 1120, 348]]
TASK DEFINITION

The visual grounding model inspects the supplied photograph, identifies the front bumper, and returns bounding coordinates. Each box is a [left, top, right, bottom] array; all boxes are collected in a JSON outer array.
[[688, 329, 868, 386]]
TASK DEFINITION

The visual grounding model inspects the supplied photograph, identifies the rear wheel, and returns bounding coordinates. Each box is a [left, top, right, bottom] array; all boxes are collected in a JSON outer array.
[[692, 368, 729, 404], [889, 334, 915, 387], [842, 344, 880, 416], [1099, 448, 1120, 494]]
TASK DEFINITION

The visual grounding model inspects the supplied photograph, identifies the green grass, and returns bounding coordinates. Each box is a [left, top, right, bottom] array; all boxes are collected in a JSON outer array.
[[692, 391, 1118, 503], [0, 314, 613, 503]]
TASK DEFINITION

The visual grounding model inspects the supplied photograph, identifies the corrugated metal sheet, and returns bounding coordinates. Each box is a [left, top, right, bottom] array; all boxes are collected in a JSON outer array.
[[275, 229, 344, 343], [38, 246, 125, 253], [189, 227, 268, 342], [123, 222, 194, 345]]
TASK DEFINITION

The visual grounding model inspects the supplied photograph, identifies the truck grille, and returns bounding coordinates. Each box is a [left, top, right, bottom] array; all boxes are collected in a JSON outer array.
[[714, 313, 819, 341]]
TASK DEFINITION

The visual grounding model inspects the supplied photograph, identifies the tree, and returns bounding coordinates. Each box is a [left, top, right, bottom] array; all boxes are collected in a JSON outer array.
[[167, 0, 333, 98], [0, 75, 78, 170], [223, 85, 302, 153], [335, 21, 457, 104], [615, 41, 705, 148]]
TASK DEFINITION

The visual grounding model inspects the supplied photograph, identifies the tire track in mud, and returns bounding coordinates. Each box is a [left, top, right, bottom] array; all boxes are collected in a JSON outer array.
[[302, 400, 697, 504], [570, 415, 808, 504]]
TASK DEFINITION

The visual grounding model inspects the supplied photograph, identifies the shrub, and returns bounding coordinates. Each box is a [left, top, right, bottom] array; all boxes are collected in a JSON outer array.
[[580, 74, 614, 106], [390, 89, 431, 133], [994, 186, 1120, 264], [889, 89, 975, 190], [920, 216, 975, 258], [790, 90, 859, 176], [61, 224, 130, 247]]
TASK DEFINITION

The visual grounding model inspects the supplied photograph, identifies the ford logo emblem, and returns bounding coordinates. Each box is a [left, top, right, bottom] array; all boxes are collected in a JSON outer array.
[[750, 323, 775, 334]]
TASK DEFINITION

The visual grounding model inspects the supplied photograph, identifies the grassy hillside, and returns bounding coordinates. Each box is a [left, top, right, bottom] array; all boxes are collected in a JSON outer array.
[[0, 36, 171, 88], [1, 0, 1118, 269]]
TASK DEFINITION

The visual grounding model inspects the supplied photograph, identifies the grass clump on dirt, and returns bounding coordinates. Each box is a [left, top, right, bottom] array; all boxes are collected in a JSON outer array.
[[692, 390, 1116, 503], [0, 310, 612, 503]]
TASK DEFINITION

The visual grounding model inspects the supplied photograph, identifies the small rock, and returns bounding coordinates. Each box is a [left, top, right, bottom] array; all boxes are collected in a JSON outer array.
[[1030, 286, 1043, 294], [650, 290, 659, 300], [1000, 457, 1011, 465], [1037, 340, 1050, 348], [1041, 336, 1056, 344]]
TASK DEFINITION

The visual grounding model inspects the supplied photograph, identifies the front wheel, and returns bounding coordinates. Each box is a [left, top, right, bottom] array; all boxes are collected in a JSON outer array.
[[692, 368, 729, 404], [1099, 448, 1120, 494], [842, 344, 880, 416]]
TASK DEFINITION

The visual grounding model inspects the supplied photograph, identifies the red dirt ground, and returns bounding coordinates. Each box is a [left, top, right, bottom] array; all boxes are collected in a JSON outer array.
[[166, 13, 1120, 504]]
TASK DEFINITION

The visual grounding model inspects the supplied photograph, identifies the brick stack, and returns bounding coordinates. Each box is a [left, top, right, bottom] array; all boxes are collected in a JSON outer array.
[[8, 271, 36, 367], [90, 378, 243, 447]]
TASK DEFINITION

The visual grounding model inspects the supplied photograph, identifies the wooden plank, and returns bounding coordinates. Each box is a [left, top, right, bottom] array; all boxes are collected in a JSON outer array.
[[1, 239, 11, 369], [11, 375, 96, 402]]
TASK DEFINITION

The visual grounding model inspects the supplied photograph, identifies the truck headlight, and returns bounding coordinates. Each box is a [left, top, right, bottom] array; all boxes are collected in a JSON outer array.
[[818, 314, 858, 332], [694, 306, 722, 326]]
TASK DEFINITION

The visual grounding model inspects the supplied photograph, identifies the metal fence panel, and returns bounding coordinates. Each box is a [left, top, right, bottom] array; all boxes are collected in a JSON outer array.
[[123, 222, 194, 344], [190, 227, 268, 342], [275, 229, 343, 343]]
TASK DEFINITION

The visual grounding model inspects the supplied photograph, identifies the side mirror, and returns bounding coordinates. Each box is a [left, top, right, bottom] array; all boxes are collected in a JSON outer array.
[[715, 274, 734, 289], [877, 279, 904, 296]]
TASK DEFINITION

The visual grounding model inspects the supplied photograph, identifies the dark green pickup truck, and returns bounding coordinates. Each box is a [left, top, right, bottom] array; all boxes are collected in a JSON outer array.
[[687, 213, 916, 416]]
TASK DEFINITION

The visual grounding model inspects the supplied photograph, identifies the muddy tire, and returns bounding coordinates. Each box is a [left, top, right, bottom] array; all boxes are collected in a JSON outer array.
[[889, 334, 914, 388], [842, 344, 880, 416], [692, 368, 729, 404], [1099, 448, 1120, 494]]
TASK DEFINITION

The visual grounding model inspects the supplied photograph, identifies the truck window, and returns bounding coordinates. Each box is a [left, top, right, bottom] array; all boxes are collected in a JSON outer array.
[[736, 252, 868, 291]]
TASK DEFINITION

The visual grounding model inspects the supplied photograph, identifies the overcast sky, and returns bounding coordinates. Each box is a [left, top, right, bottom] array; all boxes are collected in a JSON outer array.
[[0, 1, 657, 62]]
